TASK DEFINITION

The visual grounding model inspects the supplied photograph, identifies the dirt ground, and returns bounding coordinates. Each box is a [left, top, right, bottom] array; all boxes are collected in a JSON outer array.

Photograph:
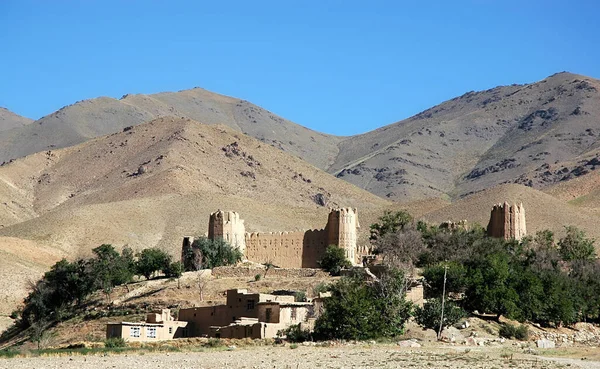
[[1, 344, 599, 369]]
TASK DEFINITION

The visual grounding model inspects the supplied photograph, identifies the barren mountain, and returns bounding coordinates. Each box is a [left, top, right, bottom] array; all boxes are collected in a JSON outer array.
[[332, 72, 600, 201], [544, 169, 600, 208], [0, 108, 32, 132], [422, 183, 600, 240], [2, 72, 600, 203], [0, 117, 389, 319], [0, 89, 342, 169]]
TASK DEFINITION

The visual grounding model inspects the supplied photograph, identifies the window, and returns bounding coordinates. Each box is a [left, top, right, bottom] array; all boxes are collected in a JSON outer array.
[[265, 308, 272, 322], [168, 327, 173, 334], [130, 327, 140, 338], [247, 299, 255, 310], [291, 308, 297, 320], [147, 327, 157, 339]]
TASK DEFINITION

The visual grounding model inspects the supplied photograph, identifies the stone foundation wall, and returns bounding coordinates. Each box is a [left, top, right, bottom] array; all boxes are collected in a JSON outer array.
[[212, 266, 330, 278]]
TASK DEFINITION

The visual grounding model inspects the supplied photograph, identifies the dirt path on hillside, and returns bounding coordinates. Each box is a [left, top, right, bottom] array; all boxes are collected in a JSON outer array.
[[1, 345, 597, 369]]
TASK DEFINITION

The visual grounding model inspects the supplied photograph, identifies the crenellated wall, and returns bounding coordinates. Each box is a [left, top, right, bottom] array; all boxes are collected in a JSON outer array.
[[486, 202, 527, 241], [196, 208, 361, 268], [245, 229, 328, 268]]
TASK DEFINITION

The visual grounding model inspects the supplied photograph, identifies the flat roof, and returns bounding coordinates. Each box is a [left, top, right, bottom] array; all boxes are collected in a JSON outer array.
[[108, 322, 165, 327]]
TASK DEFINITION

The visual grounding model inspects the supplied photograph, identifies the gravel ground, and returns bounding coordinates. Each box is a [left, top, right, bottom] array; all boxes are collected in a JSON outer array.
[[1, 345, 598, 369]]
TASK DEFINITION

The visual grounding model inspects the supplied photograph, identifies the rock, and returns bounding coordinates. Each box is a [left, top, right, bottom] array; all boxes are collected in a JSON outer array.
[[536, 339, 555, 349], [313, 193, 329, 206], [397, 339, 421, 348], [465, 337, 477, 346]]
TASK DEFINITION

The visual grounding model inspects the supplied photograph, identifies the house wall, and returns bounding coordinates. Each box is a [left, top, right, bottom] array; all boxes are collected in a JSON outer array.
[[278, 305, 309, 326], [106, 322, 188, 342], [178, 305, 231, 336]]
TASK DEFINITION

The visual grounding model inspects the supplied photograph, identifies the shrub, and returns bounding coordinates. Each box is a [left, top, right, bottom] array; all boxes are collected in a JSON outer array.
[[186, 237, 243, 270], [294, 291, 307, 302], [369, 210, 413, 241], [278, 324, 312, 343], [498, 323, 529, 341], [318, 245, 351, 276], [313, 282, 329, 296], [164, 261, 184, 278], [136, 248, 172, 280], [289, 343, 298, 349], [314, 268, 412, 340], [254, 274, 262, 281], [414, 298, 466, 330], [104, 337, 126, 348], [205, 338, 223, 348], [9, 310, 20, 320]]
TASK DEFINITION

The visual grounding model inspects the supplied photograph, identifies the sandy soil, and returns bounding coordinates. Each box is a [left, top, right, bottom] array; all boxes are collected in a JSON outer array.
[[1, 345, 598, 369]]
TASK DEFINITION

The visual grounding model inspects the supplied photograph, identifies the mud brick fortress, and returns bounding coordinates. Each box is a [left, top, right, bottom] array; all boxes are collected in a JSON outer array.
[[486, 202, 527, 241], [184, 208, 360, 268]]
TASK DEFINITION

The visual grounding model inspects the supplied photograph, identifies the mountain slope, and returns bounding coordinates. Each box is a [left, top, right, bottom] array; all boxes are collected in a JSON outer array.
[[0, 108, 32, 132], [422, 183, 600, 240], [0, 89, 342, 169], [331, 72, 600, 201], [0, 117, 389, 320]]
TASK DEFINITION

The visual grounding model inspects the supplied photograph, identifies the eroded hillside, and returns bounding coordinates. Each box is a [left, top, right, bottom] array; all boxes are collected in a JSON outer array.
[[332, 72, 600, 201], [0, 117, 389, 321], [0, 89, 342, 169]]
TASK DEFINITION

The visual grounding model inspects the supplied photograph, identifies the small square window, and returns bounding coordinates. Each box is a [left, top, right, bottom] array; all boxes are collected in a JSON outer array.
[[147, 327, 157, 339], [247, 299, 255, 310], [130, 327, 140, 338], [169, 327, 173, 334]]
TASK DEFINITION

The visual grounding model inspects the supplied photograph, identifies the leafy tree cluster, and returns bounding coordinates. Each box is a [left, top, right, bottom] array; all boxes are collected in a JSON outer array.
[[182, 236, 242, 271], [19, 245, 180, 329], [369, 210, 600, 328], [318, 245, 351, 276], [419, 226, 600, 327], [414, 298, 466, 331], [313, 268, 412, 340]]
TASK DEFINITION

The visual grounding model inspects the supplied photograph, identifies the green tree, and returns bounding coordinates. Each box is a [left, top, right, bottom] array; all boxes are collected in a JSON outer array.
[[318, 245, 351, 276], [164, 261, 184, 278], [422, 262, 468, 297], [90, 244, 135, 299], [414, 298, 466, 330], [187, 237, 243, 270], [136, 248, 172, 280], [464, 250, 520, 321], [314, 269, 412, 340], [369, 210, 413, 241], [558, 226, 596, 262]]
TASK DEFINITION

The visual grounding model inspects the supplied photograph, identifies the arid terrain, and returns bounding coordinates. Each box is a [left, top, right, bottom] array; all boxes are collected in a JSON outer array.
[[2, 344, 599, 369], [1, 72, 600, 340]]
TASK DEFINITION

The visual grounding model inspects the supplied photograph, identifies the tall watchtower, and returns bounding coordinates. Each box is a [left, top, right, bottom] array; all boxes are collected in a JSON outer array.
[[326, 208, 360, 265], [486, 202, 527, 241], [208, 210, 247, 254]]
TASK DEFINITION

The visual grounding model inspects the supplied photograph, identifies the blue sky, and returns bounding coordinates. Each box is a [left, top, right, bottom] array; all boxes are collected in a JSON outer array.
[[1, 1, 599, 135]]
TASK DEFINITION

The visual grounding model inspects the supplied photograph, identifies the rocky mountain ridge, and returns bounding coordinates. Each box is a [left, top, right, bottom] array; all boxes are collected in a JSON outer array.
[[2, 72, 599, 202]]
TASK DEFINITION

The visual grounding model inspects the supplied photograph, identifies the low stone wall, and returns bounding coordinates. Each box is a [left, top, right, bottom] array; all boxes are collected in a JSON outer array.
[[212, 266, 329, 278]]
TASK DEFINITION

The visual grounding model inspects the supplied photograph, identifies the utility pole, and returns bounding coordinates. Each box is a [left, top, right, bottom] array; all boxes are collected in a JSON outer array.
[[437, 263, 448, 340]]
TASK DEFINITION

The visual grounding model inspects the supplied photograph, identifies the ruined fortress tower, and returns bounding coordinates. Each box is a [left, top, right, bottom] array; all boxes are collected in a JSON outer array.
[[196, 208, 360, 268], [208, 210, 247, 255], [486, 202, 527, 241]]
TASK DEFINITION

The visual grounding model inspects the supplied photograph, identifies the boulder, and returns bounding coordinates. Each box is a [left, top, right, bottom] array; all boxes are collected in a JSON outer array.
[[536, 339, 555, 349], [397, 339, 421, 348]]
